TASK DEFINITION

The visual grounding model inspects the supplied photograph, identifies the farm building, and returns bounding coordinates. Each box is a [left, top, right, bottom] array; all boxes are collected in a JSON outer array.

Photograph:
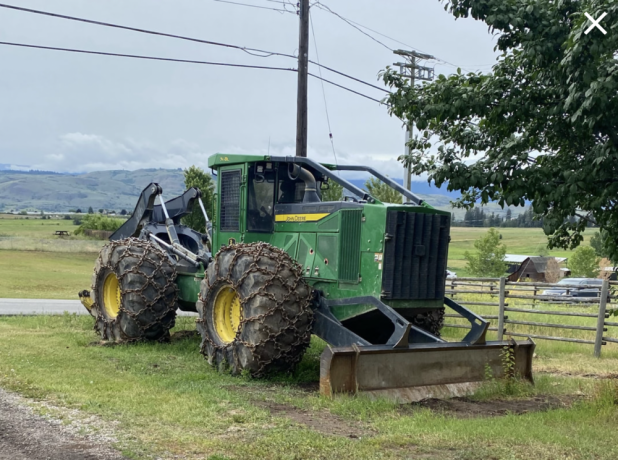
[[506, 255, 568, 282]]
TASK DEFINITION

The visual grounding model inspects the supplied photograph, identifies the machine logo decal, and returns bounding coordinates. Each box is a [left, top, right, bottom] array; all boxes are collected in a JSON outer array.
[[274, 213, 330, 223]]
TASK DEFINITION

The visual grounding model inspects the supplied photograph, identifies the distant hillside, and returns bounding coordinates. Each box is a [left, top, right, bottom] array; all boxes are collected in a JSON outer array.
[[1, 167, 525, 219], [0, 169, 186, 212], [347, 178, 523, 220]]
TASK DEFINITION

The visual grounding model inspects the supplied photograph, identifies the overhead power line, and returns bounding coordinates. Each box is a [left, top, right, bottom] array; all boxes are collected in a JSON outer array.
[[0, 41, 297, 71], [313, 1, 495, 73], [0, 40, 383, 103], [213, 0, 295, 14], [0, 2, 293, 58], [313, 2, 393, 51], [0, 2, 388, 93], [307, 73, 381, 103]]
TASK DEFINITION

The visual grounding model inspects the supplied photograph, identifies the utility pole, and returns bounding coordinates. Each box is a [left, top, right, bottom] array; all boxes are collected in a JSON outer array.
[[393, 50, 435, 201], [295, 0, 310, 157]]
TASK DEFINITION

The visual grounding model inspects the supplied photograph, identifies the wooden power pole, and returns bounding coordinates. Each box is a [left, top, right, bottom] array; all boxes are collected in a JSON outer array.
[[393, 50, 435, 200], [295, 0, 310, 157]]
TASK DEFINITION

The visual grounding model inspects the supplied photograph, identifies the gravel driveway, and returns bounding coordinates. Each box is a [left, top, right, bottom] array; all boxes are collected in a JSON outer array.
[[0, 388, 127, 460]]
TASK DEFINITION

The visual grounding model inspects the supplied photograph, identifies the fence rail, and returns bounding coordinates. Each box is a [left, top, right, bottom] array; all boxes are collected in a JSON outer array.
[[443, 276, 618, 357]]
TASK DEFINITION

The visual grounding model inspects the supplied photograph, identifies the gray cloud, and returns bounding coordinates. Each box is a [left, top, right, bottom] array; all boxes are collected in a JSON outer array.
[[0, 0, 497, 179]]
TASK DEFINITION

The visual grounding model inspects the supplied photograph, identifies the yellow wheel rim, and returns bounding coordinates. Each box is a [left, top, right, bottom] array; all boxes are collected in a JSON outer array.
[[213, 285, 242, 343], [102, 272, 121, 319]]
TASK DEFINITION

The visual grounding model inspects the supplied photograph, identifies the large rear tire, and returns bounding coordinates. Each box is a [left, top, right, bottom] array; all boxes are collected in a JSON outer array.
[[90, 238, 178, 342], [197, 242, 313, 376]]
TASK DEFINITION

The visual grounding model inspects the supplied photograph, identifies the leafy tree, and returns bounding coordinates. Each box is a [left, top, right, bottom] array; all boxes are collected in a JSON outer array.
[[321, 180, 344, 201], [383, 0, 618, 261], [182, 166, 215, 232], [87, 206, 94, 214], [506, 208, 512, 221], [74, 214, 122, 234], [120, 209, 127, 216], [364, 177, 402, 204], [464, 228, 507, 277], [569, 246, 600, 278], [590, 231, 612, 260], [75, 208, 82, 214], [98, 208, 104, 214]]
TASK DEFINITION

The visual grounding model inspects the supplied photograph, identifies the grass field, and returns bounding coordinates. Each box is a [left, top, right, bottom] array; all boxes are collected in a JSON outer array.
[[2, 219, 618, 459], [0, 217, 99, 298], [0, 218, 594, 298], [2, 315, 618, 460], [447, 227, 591, 277]]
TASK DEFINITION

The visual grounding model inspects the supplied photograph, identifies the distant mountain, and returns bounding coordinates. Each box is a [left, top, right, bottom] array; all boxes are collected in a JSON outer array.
[[347, 178, 524, 220], [0, 163, 30, 171], [0, 167, 525, 219], [0, 169, 186, 212]]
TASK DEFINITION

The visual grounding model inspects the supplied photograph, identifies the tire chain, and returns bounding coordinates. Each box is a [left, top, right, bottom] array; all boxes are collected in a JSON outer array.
[[409, 308, 445, 337], [91, 238, 178, 342], [197, 242, 314, 377]]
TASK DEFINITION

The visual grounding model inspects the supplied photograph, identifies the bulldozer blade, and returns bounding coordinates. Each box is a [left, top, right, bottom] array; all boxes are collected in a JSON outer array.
[[320, 339, 535, 403]]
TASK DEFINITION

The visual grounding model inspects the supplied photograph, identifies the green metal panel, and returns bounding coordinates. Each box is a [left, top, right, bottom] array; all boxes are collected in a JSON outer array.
[[314, 234, 338, 279], [316, 214, 340, 231], [208, 154, 268, 168], [270, 232, 299, 259], [176, 270, 204, 310], [338, 209, 362, 282], [296, 233, 316, 277]]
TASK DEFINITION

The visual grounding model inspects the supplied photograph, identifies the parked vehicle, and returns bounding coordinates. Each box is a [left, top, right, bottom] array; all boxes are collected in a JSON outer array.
[[541, 278, 604, 299], [446, 270, 457, 280]]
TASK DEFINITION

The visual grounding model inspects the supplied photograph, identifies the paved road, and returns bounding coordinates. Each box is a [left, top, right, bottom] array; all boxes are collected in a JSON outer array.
[[0, 298, 197, 316]]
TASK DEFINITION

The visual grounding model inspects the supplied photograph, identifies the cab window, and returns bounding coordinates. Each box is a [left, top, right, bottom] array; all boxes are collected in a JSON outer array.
[[247, 165, 275, 232]]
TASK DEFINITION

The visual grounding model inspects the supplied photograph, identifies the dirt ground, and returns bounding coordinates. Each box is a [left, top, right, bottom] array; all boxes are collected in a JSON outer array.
[[409, 395, 578, 418], [0, 388, 126, 460]]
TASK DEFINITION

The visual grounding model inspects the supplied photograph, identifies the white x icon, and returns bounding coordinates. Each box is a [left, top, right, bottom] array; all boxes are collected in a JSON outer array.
[[584, 12, 608, 35]]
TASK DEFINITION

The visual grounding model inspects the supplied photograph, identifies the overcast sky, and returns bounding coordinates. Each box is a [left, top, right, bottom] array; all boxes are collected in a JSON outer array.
[[0, 0, 497, 178]]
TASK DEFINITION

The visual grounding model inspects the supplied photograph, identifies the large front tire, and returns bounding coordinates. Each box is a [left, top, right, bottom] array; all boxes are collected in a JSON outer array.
[[90, 238, 178, 342], [197, 243, 313, 376]]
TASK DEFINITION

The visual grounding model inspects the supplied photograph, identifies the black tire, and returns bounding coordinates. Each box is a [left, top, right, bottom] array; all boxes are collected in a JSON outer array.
[[407, 308, 445, 337], [90, 238, 178, 342], [196, 242, 313, 376]]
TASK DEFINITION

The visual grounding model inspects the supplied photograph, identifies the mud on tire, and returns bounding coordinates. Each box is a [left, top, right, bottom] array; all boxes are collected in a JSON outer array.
[[197, 242, 314, 377], [90, 238, 178, 342]]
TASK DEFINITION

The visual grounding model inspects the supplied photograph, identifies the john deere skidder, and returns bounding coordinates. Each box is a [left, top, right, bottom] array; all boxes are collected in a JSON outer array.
[[79, 154, 534, 401]]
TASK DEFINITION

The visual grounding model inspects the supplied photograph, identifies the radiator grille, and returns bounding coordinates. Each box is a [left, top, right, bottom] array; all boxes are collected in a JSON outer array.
[[382, 211, 450, 300], [220, 170, 241, 232], [338, 209, 362, 282]]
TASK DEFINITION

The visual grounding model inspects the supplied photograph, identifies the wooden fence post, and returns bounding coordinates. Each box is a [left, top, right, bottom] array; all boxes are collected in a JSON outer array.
[[497, 277, 506, 341], [594, 279, 610, 358]]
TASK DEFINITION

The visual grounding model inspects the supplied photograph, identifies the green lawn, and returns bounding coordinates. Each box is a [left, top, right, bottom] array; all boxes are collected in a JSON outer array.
[[1, 315, 618, 460], [0, 250, 96, 299], [0, 217, 99, 298]]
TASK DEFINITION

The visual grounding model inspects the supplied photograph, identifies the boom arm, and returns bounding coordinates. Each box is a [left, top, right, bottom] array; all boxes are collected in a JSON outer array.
[[110, 183, 162, 241], [110, 184, 202, 241]]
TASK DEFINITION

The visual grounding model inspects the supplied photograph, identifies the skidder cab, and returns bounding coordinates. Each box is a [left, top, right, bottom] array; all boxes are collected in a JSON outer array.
[[79, 154, 534, 402]]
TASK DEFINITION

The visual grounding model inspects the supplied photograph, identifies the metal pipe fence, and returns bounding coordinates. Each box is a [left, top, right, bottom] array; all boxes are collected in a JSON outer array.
[[444, 277, 618, 357]]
